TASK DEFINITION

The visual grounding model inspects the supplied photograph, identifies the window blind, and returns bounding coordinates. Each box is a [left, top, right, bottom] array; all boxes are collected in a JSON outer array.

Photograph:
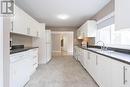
[[97, 16, 114, 29]]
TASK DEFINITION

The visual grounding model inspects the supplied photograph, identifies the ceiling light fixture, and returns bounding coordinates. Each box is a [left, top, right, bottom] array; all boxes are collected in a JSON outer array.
[[57, 14, 69, 20]]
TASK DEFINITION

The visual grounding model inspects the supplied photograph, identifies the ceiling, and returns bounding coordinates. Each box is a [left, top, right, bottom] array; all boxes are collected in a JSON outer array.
[[15, 0, 111, 28]]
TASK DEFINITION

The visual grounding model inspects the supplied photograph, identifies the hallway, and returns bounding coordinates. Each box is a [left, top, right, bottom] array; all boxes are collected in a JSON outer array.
[[25, 56, 98, 87]]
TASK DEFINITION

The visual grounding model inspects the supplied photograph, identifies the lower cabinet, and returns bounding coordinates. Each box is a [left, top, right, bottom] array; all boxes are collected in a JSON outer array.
[[95, 55, 112, 87], [77, 48, 130, 87], [73, 46, 78, 60], [111, 59, 130, 87], [10, 58, 30, 87], [10, 48, 38, 87]]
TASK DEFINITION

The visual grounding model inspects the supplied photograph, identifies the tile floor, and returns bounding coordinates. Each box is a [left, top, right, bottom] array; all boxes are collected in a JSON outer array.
[[25, 55, 98, 87]]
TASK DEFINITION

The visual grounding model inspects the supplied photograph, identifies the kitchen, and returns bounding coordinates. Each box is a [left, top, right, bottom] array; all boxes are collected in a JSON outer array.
[[0, 0, 130, 87]]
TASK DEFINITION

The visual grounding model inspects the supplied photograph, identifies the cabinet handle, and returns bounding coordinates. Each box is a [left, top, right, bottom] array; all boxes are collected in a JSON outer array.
[[29, 28, 30, 34], [27, 28, 29, 34], [37, 32, 39, 37], [88, 52, 90, 59], [27, 28, 30, 34], [96, 55, 98, 65], [123, 66, 127, 85], [11, 21, 13, 31]]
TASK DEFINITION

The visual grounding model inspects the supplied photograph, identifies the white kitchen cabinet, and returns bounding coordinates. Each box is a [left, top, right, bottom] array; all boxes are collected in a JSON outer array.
[[77, 48, 112, 87], [77, 20, 97, 39], [74, 46, 80, 60], [96, 55, 112, 87], [27, 15, 40, 37], [10, 52, 30, 87], [31, 48, 39, 69], [83, 50, 112, 87], [10, 48, 38, 87], [12, 6, 28, 35], [32, 23, 46, 64], [77, 47, 85, 66], [35, 23, 41, 37], [111, 59, 130, 87], [77, 29, 81, 39], [88, 52, 97, 79], [76, 47, 130, 87], [115, 0, 130, 30], [83, 50, 89, 69], [12, 5, 40, 37], [73, 46, 77, 59]]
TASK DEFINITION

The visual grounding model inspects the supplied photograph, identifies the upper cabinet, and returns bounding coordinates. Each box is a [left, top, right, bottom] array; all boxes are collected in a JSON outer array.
[[11, 5, 41, 37], [11, 6, 27, 35], [115, 0, 130, 30], [77, 20, 97, 39]]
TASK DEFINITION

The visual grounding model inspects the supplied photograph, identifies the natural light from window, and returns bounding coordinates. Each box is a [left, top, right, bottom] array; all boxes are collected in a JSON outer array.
[[96, 24, 130, 49]]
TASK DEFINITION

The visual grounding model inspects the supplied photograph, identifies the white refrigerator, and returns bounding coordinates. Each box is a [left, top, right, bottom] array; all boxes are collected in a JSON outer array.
[[45, 30, 52, 63]]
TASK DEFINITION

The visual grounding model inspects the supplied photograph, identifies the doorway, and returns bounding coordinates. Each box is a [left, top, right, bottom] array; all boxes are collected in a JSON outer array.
[[52, 31, 73, 56]]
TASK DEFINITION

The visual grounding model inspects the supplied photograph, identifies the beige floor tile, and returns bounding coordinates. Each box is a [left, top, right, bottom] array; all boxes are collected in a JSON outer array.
[[25, 55, 98, 87]]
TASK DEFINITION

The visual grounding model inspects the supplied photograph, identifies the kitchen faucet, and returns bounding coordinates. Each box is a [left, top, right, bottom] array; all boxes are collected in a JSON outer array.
[[96, 41, 107, 51]]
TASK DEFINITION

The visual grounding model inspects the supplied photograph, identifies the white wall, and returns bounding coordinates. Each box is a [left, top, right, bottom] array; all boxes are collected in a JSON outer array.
[[92, 0, 114, 21], [3, 17, 10, 87], [0, 17, 4, 87], [0, 17, 10, 87]]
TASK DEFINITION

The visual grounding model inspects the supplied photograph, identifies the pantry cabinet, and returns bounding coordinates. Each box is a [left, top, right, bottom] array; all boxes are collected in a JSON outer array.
[[77, 20, 97, 39], [115, 0, 130, 30], [11, 5, 40, 37]]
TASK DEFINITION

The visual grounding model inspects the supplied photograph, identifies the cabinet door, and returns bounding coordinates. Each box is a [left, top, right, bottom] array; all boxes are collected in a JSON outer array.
[[78, 48, 83, 66], [26, 14, 37, 37], [111, 60, 130, 87], [13, 6, 27, 35], [73, 46, 78, 60], [81, 22, 88, 37], [30, 19, 37, 37], [87, 21, 97, 37], [125, 65, 130, 87], [96, 55, 112, 87], [86, 51, 91, 73], [89, 52, 96, 77], [83, 50, 88, 70], [10, 59, 30, 87], [115, 0, 130, 30], [46, 30, 51, 43]]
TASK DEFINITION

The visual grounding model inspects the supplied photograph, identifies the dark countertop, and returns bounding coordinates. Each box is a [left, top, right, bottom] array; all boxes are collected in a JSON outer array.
[[10, 47, 38, 54], [76, 46, 130, 65]]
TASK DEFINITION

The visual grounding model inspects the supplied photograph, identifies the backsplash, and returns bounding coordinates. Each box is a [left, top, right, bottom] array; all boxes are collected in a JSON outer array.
[[10, 34, 32, 47], [77, 37, 95, 46]]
